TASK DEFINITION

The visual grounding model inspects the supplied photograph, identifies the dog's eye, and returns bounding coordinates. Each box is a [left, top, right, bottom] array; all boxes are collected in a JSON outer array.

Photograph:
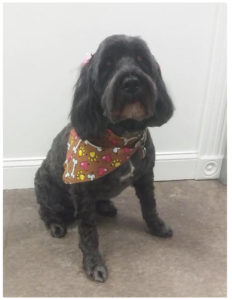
[[136, 56, 143, 62]]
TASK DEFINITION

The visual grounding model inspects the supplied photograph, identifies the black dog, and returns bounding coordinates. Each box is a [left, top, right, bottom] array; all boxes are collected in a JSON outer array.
[[34, 35, 174, 282]]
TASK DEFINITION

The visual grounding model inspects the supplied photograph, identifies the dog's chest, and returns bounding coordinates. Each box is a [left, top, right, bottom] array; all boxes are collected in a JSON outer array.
[[85, 159, 136, 199], [119, 160, 135, 183]]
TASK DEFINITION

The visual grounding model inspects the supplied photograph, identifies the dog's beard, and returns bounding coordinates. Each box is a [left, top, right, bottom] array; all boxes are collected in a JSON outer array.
[[120, 101, 147, 120]]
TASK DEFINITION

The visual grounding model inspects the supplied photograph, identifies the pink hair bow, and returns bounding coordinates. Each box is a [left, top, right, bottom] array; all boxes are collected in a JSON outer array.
[[82, 53, 93, 66]]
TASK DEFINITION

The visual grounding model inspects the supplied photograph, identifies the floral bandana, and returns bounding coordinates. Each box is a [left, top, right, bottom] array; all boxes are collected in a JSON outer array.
[[63, 128, 147, 184]]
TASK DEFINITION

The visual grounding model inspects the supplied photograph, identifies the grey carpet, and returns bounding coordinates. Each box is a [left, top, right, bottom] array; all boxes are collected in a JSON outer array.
[[3, 180, 226, 297]]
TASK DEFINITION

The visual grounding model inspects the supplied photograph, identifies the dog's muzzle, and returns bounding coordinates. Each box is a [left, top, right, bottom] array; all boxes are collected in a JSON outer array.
[[103, 69, 157, 123]]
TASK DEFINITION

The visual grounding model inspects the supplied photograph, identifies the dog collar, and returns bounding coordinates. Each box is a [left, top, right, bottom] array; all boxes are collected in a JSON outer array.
[[63, 128, 147, 184]]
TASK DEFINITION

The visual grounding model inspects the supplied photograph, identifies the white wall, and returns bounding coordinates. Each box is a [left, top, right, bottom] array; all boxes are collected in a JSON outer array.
[[3, 3, 226, 189]]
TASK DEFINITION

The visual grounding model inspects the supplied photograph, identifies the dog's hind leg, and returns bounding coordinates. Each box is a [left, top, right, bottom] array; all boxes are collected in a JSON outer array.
[[34, 163, 75, 238], [96, 199, 117, 217], [38, 205, 68, 238]]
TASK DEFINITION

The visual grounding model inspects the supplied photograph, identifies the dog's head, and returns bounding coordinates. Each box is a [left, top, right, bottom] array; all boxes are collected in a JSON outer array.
[[71, 35, 174, 139]]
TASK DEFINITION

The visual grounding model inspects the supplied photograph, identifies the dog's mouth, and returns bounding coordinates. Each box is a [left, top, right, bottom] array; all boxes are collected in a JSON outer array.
[[110, 100, 153, 122], [121, 101, 146, 120]]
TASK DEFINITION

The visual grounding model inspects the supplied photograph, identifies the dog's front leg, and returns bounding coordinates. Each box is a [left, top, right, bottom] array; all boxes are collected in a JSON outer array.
[[133, 171, 173, 238], [71, 192, 107, 282]]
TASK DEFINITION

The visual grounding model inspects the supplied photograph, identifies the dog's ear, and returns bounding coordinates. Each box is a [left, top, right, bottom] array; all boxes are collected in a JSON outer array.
[[148, 56, 174, 127], [70, 60, 106, 139]]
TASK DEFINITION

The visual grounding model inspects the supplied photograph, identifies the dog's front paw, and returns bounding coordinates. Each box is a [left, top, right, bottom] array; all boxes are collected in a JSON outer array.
[[86, 264, 108, 283], [50, 223, 67, 238], [83, 255, 108, 282], [148, 216, 173, 238]]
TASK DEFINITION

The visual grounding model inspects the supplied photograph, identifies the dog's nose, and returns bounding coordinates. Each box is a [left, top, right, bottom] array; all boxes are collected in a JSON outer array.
[[121, 76, 140, 94]]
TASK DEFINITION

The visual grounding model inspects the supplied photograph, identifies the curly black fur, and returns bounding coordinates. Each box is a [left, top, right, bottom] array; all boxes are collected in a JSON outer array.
[[34, 35, 174, 282]]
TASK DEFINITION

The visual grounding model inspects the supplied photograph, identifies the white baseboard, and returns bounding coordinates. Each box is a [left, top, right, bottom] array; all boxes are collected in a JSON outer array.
[[3, 157, 44, 190], [155, 151, 198, 181], [3, 152, 222, 190]]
